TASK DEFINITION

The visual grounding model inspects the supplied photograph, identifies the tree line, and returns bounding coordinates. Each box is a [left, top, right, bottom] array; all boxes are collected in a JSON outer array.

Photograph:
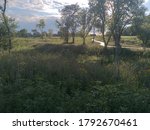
[[58, 0, 150, 47], [57, 0, 150, 79], [0, 0, 150, 79], [58, 0, 147, 45], [1, 0, 150, 48]]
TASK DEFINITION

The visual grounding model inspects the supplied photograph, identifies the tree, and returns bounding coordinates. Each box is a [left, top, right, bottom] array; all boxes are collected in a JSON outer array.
[[36, 19, 45, 39], [57, 4, 80, 44], [68, 4, 80, 43], [17, 29, 28, 37], [32, 29, 40, 37], [89, 0, 112, 50], [134, 15, 150, 48], [110, 0, 146, 80], [89, 0, 146, 80], [0, 20, 7, 50], [122, 26, 133, 36], [0, 0, 12, 53], [56, 24, 70, 43], [0, 17, 16, 50], [47, 29, 53, 38], [78, 8, 94, 45]]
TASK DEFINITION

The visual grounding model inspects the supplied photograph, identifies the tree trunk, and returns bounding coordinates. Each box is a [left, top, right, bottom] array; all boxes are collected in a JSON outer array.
[[64, 29, 69, 44], [2, 13, 11, 54], [114, 36, 121, 81], [101, 44, 108, 55], [72, 32, 75, 44], [66, 35, 69, 44], [83, 37, 86, 45], [8, 38, 11, 53], [104, 44, 108, 51], [41, 30, 44, 40], [1, 0, 11, 53], [72, 36, 75, 44], [65, 36, 69, 44]]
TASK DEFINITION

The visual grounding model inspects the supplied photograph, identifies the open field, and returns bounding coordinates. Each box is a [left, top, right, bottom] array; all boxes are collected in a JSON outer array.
[[0, 36, 150, 112]]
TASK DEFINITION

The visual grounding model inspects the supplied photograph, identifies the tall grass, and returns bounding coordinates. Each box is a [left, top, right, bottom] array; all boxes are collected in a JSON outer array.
[[0, 37, 150, 112]]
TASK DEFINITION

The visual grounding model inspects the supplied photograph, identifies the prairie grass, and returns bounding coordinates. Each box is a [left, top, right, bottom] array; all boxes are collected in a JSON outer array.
[[0, 36, 150, 112]]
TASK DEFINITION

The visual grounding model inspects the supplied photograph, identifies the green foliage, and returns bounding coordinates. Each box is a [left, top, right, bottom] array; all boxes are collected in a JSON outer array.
[[78, 8, 93, 44], [121, 36, 141, 45], [134, 59, 150, 88], [0, 17, 15, 51], [36, 19, 45, 39], [58, 26, 70, 43], [0, 37, 150, 112], [0, 21, 7, 49], [17, 29, 28, 37], [89, 83, 150, 112], [137, 15, 150, 47], [32, 29, 40, 37], [57, 4, 80, 44]]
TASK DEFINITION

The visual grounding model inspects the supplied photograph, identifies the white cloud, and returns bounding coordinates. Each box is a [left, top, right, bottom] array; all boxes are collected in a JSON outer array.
[[145, 0, 149, 3], [6, 0, 150, 31], [7, 0, 88, 23], [58, 0, 88, 4]]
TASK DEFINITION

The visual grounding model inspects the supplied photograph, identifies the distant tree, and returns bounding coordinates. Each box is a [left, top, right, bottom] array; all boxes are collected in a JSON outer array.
[[17, 29, 28, 37], [47, 29, 53, 38], [122, 26, 133, 36], [133, 15, 150, 48], [68, 4, 80, 43], [36, 19, 45, 39], [89, 0, 112, 50], [78, 8, 94, 45], [57, 4, 80, 44], [32, 29, 40, 37], [57, 26, 70, 43], [43, 31, 48, 38]]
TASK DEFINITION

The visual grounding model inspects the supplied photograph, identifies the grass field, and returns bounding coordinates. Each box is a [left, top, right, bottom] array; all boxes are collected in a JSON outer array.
[[0, 36, 150, 112]]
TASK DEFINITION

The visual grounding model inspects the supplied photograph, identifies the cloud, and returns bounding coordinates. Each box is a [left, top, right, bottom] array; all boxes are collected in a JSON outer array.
[[6, 0, 150, 31], [145, 0, 150, 10], [7, 0, 61, 21]]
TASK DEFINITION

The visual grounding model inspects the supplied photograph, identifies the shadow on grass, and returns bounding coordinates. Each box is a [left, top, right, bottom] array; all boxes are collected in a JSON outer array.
[[33, 43, 138, 59], [33, 43, 87, 55]]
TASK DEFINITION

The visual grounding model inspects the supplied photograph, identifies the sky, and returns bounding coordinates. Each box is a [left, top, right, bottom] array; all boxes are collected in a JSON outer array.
[[6, 0, 89, 32], [145, 0, 150, 12], [67, 0, 150, 10], [56, 0, 88, 4], [51, 0, 150, 9], [58, 0, 150, 11], [4, 0, 150, 32]]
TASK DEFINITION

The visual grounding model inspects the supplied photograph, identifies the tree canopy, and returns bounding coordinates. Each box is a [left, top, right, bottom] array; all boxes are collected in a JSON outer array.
[[0, 0, 16, 52], [36, 19, 45, 39], [57, 4, 80, 44]]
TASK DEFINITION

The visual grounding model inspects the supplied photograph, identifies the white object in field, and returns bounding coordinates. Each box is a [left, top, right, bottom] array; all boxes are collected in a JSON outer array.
[[92, 39, 105, 47]]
